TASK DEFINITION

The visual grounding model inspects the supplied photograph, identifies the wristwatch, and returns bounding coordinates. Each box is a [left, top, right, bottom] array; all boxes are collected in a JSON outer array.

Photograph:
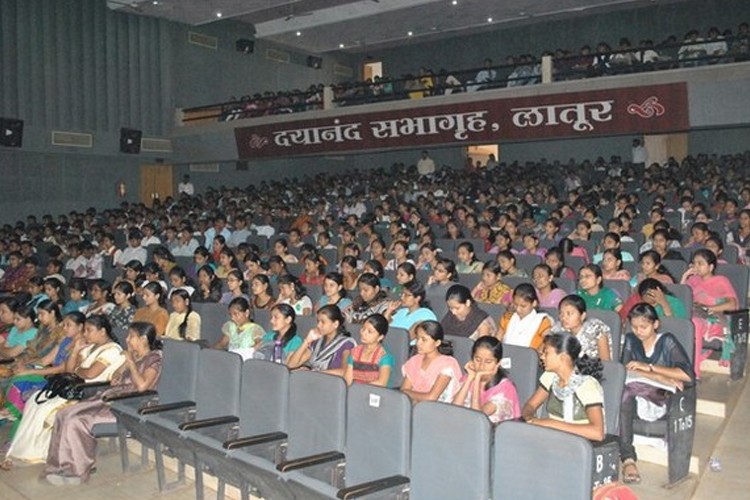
[[648, 364, 654, 372]]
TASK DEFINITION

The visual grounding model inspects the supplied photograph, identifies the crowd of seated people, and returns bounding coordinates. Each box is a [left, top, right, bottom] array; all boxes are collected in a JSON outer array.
[[0, 148, 748, 487], [201, 21, 750, 119]]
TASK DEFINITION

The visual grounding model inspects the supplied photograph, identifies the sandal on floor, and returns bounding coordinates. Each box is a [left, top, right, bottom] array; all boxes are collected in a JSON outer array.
[[622, 460, 641, 484]]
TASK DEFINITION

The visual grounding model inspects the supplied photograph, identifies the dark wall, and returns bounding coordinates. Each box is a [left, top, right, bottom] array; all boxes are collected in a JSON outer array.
[[361, 0, 750, 79]]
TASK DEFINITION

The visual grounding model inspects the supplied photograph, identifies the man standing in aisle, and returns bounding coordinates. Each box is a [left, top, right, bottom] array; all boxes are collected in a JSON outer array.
[[417, 150, 436, 179]]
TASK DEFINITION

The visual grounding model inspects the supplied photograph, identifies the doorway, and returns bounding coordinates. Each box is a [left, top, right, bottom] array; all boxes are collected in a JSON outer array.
[[140, 164, 174, 207], [465, 144, 500, 169], [363, 61, 383, 81]]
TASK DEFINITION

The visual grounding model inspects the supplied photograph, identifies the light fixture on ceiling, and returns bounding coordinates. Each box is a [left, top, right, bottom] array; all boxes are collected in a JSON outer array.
[[407, 31, 413, 36], [487, 17, 493, 23], [216, 12, 222, 18], [339, 43, 345, 48], [451, 0, 458, 5], [296, 31, 302, 36]]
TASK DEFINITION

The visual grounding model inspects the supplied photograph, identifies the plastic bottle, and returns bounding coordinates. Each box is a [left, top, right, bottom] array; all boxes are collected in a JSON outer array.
[[273, 340, 283, 363]]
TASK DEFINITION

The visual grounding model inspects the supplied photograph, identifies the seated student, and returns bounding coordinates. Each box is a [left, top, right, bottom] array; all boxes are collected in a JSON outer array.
[[576, 264, 623, 313], [276, 275, 313, 316], [456, 241, 483, 274], [600, 249, 631, 281], [220, 270, 250, 305], [385, 280, 437, 340], [81, 280, 115, 317], [62, 279, 91, 315], [108, 281, 137, 331], [519, 232, 547, 259], [452, 336, 521, 424], [532, 264, 568, 309], [619, 278, 688, 322], [401, 320, 462, 403], [213, 297, 264, 355], [132, 282, 169, 336], [274, 238, 298, 264], [117, 260, 144, 290], [592, 232, 634, 264], [167, 266, 196, 298], [0, 304, 39, 360], [0, 298, 20, 343], [344, 313, 394, 387], [471, 261, 513, 306], [164, 289, 201, 341], [391, 262, 417, 297], [550, 294, 612, 360], [498, 284, 552, 350], [43, 321, 163, 485], [544, 246, 577, 280], [441, 284, 497, 340], [190, 246, 215, 281], [496, 250, 528, 278], [193, 264, 223, 303], [340, 255, 361, 292], [113, 230, 147, 267], [3, 315, 124, 469], [427, 257, 459, 286], [300, 253, 327, 287], [618, 303, 694, 484], [1, 311, 85, 428], [521, 332, 605, 442], [559, 237, 590, 265], [214, 247, 240, 280], [631, 250, 674, 289], [315, 272, 352, 313], [343, 273, 390, 324], [416, 242, 440, 272], [0, 252, 33, 293], [44, 259, 67, 285], [287, 305, 356, 376], [255, 304, 303, 363]]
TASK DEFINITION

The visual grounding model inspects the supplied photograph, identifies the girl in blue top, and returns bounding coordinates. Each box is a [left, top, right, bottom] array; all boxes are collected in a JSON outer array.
[[61, 279, 90, 315], [0, 304, 38, 359], [385, 281, 437, 341], [256, 304, 303, 363]]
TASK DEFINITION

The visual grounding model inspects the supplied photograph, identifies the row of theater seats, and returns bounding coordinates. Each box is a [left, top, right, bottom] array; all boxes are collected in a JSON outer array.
[[106, 339, 632, 499]]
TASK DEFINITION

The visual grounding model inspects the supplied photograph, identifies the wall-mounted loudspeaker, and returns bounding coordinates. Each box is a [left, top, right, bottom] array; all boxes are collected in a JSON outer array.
[[120, 128, 142, 154], [236, 38, 254, 54], [0, 118, 24, 148], [307, 56, 322, 69]]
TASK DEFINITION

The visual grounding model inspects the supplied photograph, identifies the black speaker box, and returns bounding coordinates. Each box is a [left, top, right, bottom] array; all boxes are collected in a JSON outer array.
[[120, 128, 142, 154], [0, 118, 24, 148]]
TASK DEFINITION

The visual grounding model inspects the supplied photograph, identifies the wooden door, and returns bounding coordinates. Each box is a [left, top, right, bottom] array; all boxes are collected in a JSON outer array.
[[140, 164, 174, 207], [644, 133, 688, 166]]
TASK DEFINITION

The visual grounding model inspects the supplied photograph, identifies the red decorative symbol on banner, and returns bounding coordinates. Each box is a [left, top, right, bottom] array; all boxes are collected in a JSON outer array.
[[626, 96, 665, 118], [249, 134, 269, 149]]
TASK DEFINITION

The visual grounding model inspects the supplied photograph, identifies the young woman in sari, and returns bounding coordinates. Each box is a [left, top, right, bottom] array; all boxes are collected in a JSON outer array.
[[452, 336, 521, 423], [287, 305, 356, 376], [43, 321, 162, 485], [2, 315, 124, 469], [618, 303, 694, 484], [343, 273, 390, 324], [132, 282, 169, 336], [471, 261, 513, 306], [441, 284, 497, 340], [681, 248, 738, 376]]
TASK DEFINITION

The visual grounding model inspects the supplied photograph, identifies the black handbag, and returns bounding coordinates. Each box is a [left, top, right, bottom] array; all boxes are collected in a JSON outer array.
[[35, 373, 86, 404]]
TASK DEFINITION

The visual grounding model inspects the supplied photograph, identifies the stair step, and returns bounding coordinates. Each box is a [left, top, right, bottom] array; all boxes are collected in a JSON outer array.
[[701, 358, 730, 376]]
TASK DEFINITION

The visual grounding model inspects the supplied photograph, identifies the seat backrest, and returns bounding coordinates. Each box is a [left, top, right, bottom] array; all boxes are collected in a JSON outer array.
[[287, 371, 347, 460], [477, 302, 505, 322], [246, 234, 269, 251], [254, 308, 271, 330], [193, 302, 228, 346], [515, 254, 542, 275], [600, 360, 625, 435], [717, 263, 749, 309], [195, 349, 243, 419], [501, 344, 540, 408], [586, 309, 622, 361], [296, 315, 318, 338], [158, 339, 201, 404], [384, 328, 410, 388], [503, 276, 533, 290], [657, 317, 695, 365], [445, 334, 473, 367], [435, 238, 459, 252], [662, 259, 688, 283], [664, 283, 693, 316], [239, 359, 289, 436], [411, 402, 492, 499], [306, 284, 323, 307], [603, 279, 632, 302], [457, 272, 482, 291], [493, 421, 593, 500], [345, 385, 411, 486], [554, 277, 576, 294]]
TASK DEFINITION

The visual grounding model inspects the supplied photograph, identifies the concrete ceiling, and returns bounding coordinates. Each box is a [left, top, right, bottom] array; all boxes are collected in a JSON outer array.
[[107, 0, 688, 53]]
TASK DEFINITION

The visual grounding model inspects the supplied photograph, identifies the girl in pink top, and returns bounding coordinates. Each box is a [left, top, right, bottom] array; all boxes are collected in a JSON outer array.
[[401, 321, 462, 403]]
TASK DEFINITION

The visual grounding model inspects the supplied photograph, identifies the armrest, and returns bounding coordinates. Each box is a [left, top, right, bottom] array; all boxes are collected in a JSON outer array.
[[337, 475, 410, 499], [103, 389, 157, 403], [138, 400, 195, 415], [78, 380, 111, 389], [223, 431, 287, 450], [179, 415, 239, 431], [0, 357, 15, 365], [277, 450, 345, 473]]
